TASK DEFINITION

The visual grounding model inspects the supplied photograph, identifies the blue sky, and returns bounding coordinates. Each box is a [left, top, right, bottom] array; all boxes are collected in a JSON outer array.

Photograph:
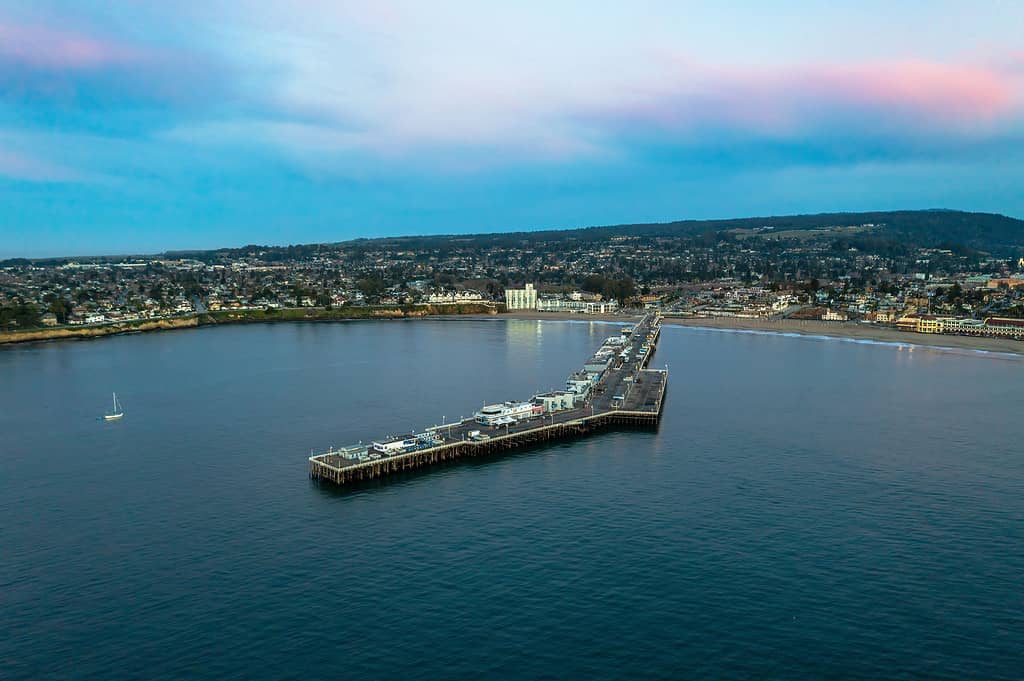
[[1, 1, 1023, 257]]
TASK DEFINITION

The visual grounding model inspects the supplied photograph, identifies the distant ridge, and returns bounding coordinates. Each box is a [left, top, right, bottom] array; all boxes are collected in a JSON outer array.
[[6, 209, 1024, 264], [181, 209, 1024, 256], [352, 209, 1023, 252]]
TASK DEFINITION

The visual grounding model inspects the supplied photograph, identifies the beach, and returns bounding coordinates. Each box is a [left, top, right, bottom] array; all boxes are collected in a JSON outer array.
[[662, 316, 1024, 355], [457, 311, 1024, 356], [7, 306, 1022, 356]]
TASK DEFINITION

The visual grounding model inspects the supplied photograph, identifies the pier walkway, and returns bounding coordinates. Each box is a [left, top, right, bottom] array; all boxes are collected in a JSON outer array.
[[310, 313, 667, 486]]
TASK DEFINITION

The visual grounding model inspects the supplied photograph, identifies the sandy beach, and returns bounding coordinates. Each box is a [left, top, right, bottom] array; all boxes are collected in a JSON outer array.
[[454, 311, 1024, 356], [662, 317, 1024, 356]]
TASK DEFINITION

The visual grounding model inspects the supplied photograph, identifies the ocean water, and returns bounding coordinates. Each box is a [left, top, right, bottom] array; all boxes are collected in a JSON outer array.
[[2, 320, 1022, 680]]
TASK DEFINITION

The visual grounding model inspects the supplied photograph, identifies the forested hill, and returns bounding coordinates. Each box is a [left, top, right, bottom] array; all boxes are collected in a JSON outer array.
[[199, 209, 1022, 260], [352, 209, 1024, 254], [7, 209, 1022, 267]]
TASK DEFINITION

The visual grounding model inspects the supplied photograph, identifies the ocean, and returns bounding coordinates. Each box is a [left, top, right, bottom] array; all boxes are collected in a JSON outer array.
[[2, 319, 1022, 680]]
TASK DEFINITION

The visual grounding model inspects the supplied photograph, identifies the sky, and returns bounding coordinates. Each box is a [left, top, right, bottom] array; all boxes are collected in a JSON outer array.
[[1, 1, 1023, 257]]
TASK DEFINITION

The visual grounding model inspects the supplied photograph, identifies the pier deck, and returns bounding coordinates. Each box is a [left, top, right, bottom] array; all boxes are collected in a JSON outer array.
[[310, 313, 667, 486]]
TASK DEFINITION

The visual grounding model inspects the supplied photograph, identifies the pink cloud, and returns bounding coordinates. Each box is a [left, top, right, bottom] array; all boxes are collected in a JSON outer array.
[[592, 58, 1020, 138], [0, 21, 141, 70], [800, 61, 1012, 122], [0, 17, 227, 108], [0, 148, 80, 182], [996, 51, 1024, 76]]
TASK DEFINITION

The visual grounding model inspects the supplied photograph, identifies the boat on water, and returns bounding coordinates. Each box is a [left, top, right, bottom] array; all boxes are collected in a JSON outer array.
[[104, 392, 124, 421]]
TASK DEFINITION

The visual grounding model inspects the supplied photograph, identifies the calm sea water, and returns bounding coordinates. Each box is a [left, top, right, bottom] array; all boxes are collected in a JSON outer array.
[[2, 320, 1022, 680]]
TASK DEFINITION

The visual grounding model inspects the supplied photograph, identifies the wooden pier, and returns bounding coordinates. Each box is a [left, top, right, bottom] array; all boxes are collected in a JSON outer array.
[[310, 314, 667, 487]]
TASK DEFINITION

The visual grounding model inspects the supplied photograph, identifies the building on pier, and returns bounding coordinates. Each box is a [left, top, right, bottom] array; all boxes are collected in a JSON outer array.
[[532, 391, 576, 414], [584, 354, 613, 375], [565, 372, 594, 402], [372, 437, 418, 454], [474, 400, 539, 426], [372, 431, 444, 455]]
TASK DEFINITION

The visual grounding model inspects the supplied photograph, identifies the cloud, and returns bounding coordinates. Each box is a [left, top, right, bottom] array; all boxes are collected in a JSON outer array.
[[0, 21, 141, 70], [5, 3, 1024, 181], [0, 17, 228, 111], [0, 148, 81, 182], [813, 61, 1012, 121], [218, 49, 1024, 172], [193, 1, 1022, 168], [579, 58, 1021, 144]]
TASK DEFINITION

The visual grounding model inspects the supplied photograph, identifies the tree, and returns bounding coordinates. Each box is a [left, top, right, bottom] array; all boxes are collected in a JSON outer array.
[[948, 282, 963, 305], [581, 274, 607, 294], [48, 298, 72, 324], [0, 304, 42, 328], [603, 277, 636, 303], [356, 276, 386, 298]]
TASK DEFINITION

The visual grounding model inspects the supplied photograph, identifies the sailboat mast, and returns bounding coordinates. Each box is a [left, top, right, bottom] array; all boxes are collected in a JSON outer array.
[[103, 391, 123, 420]]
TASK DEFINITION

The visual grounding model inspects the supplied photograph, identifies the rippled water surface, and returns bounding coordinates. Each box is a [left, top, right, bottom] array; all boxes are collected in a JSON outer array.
[[2, 320, 1022, 680]]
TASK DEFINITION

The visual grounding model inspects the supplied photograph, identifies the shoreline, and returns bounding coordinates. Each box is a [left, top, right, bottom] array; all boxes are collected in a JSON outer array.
[[0, 303, 499, 346], [4, 307, 1022, 357], [454, 311, 1024, 356], [662, 316, 1024, 356]]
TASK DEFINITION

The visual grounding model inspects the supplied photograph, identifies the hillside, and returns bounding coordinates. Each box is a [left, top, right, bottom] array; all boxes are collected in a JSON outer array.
[[4, 209, 1023, 267], [188, 209, 1024, 260], [362, 210, 1024, 254]]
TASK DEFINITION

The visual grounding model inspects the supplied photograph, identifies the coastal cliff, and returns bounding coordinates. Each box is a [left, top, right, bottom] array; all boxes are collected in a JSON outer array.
[[200, 302, 499, 325], [0, 316, 200, 345], [0, 303, 500, 346]]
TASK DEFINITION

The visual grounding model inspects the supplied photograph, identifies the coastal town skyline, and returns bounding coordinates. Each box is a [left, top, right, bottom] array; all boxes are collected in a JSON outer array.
[[3, 2, 1024, 256], [4, 208, 1023, 351]]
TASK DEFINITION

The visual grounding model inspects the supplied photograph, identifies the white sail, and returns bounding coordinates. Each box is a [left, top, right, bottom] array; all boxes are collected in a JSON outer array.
[[104, 392, 124, 420]]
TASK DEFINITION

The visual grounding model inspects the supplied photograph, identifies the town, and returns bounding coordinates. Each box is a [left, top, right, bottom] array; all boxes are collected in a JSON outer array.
[[2, 210, 1024, 341]]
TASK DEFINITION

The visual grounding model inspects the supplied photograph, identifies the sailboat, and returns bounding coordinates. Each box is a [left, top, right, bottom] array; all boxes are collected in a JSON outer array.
[[104, 392, 124, 421]]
